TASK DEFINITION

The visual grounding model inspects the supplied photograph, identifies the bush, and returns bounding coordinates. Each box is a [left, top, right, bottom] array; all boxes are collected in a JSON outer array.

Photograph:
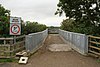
[[21, 21, 47, 35]]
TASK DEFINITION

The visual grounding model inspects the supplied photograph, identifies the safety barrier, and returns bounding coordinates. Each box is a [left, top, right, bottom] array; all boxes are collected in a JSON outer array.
[[25, 29, 48, 53], [59, 29, 88, 55]]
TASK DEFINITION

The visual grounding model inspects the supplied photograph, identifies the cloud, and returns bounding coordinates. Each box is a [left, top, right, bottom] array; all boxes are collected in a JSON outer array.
[[0, 0, 65, 26], [37, 16, 66, 26]]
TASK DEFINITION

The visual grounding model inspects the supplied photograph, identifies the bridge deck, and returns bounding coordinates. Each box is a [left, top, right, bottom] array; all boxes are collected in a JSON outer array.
[[0, 34, 100, 67]]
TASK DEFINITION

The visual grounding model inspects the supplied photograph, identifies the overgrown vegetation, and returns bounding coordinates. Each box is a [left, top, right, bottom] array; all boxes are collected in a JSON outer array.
[[56, 0, 100, 36], [0, 4, 47, 37]]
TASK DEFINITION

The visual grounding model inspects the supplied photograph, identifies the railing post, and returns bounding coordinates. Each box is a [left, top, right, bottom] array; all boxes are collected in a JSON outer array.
[[4, 39, 6, 45]]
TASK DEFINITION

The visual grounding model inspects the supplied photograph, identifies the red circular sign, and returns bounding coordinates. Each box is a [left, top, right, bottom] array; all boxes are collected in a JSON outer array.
[[11, 24, 20, 34]]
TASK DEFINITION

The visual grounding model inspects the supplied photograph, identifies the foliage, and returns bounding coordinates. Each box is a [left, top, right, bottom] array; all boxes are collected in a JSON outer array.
[[0, 58, 17, 63], [0, 4, 10, 37], [22, 21, 47, 35], [60, 19, 100, 35], [56, 0, 100, 36], [60, 19, 75, 32]]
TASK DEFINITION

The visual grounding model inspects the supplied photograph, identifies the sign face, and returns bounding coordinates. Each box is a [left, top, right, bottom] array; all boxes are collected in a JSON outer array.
[[10, 17, 21, 23], [10, 16, 21, 35], [10, 23, 21, 35]]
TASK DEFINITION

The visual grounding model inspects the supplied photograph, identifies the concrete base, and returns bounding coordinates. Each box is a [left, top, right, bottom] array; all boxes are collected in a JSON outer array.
[[48, 44, 72, 52]]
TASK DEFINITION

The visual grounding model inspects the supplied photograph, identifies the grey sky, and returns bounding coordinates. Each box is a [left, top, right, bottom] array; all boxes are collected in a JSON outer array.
[[0, 0, 66, 26]]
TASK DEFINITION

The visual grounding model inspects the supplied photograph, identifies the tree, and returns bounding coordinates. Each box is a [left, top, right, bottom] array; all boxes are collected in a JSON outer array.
[[56, 0, 100, 35], [60, 19, 94, 34], [0, 4, 10, 37], [60, 19, 75, 31], [22, 21, 47, 35]]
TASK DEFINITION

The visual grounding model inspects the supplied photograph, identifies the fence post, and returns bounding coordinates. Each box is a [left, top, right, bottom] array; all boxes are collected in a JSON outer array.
[[8, 45, 11, 58], [4, 39, 6, 45]]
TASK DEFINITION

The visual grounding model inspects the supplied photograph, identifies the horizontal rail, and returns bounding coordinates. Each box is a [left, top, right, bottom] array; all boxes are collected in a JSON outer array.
[[0, 38, 13, 40], [88, 35, 100, 39], [0, 35, 25, 41], [89, 45, 100, 50], [15, 35, 25, 39], [88, 53, 99, 57], [0, 41, 25, 46], [89, 50, 100, 56], [89, 41, 100, 45]]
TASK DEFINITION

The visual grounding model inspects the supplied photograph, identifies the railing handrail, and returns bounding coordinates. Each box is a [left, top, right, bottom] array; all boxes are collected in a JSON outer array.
[[0, 35, 25, 40], [29, 29, 48, 35], [0, 38, 13, 40], [15, 35, 25, 39], [88, 35, 100, 39], [59, 29, 86, 36]]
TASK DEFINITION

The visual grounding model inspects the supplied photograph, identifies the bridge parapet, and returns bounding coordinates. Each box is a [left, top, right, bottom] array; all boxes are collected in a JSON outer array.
[[59, 29, 88, 55], [25, 29, 48, 53]]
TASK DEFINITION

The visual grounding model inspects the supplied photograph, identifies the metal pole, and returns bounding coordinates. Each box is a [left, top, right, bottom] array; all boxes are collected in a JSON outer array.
[[14, 36, 16, 44]]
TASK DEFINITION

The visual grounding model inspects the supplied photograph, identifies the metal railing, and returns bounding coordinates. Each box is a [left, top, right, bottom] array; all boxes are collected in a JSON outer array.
[[59, 29, 88, 55], [25, 29, 48, 53]]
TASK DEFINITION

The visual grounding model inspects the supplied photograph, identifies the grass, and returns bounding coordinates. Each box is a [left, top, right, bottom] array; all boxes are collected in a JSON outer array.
[[97, 59, 100, 63], [0, 58, 17, 63]]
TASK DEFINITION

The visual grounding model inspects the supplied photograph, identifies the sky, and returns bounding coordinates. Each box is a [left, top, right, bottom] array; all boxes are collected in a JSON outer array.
[[0, 0, 66, 26]]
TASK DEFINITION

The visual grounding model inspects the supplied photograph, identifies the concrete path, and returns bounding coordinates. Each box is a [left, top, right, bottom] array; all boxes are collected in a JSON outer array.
[[0, 34, 100, 67]]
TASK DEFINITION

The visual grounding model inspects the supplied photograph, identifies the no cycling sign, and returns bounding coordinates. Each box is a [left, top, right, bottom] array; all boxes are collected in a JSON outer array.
[[10, 17, 21, 35], [10, 23, 21, 35]]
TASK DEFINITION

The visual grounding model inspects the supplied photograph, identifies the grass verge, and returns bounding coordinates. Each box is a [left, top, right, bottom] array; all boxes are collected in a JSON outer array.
[[0, 58, 17, 63]]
